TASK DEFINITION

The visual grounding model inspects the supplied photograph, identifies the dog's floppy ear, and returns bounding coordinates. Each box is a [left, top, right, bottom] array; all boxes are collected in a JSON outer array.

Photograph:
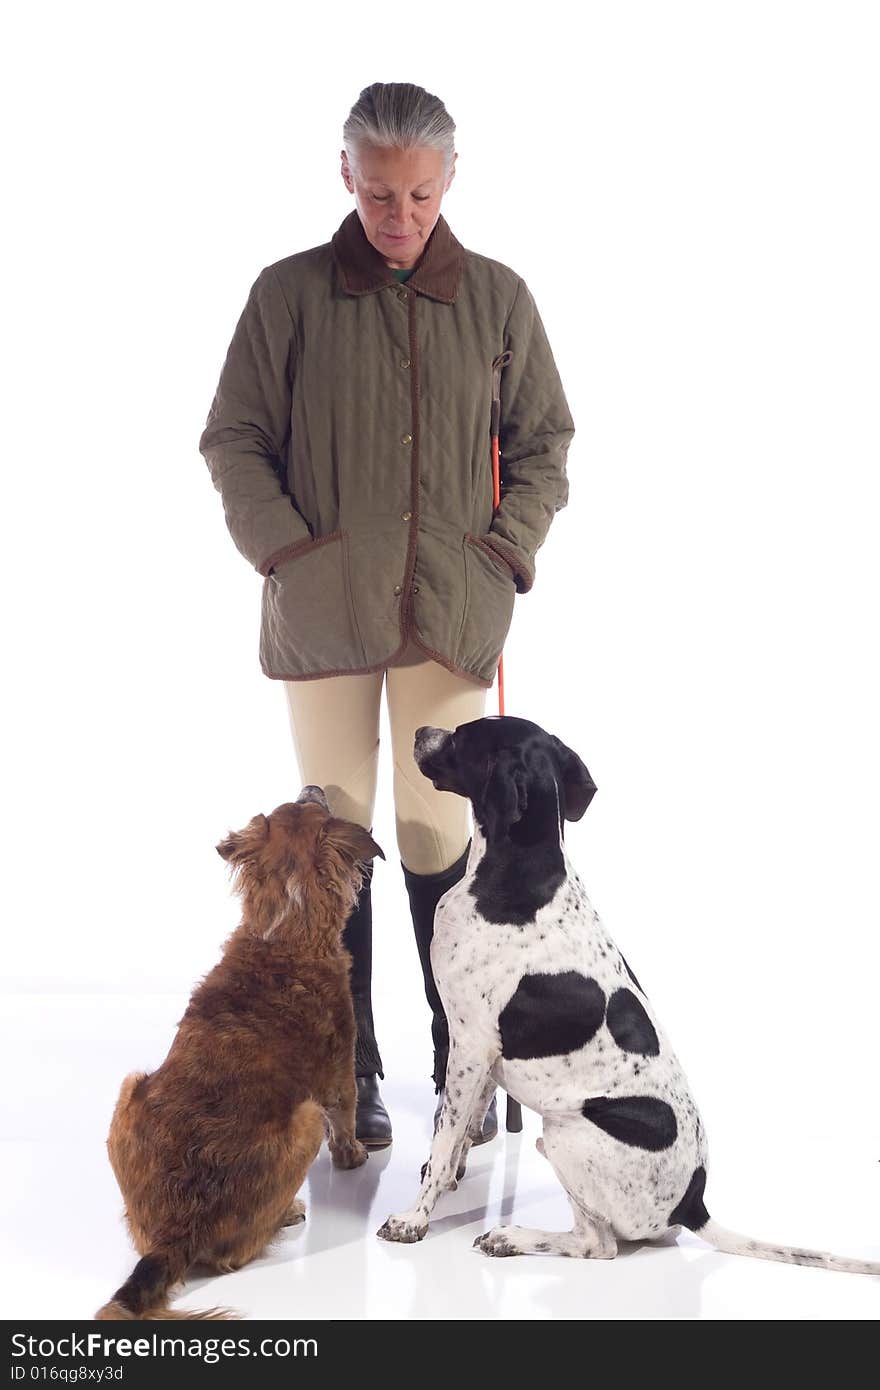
[[318, 818, 385, 867], [477, 749, 530, 842], [216, 813, 270, 863], [550, 735, 597, 821]]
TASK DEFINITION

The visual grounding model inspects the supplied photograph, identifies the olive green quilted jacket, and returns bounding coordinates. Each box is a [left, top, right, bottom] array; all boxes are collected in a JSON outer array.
[[198, 211, 574, 686]]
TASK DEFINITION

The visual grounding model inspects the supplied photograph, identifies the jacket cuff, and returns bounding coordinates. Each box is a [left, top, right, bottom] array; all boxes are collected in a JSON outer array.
[[480, 535, 535, 594]]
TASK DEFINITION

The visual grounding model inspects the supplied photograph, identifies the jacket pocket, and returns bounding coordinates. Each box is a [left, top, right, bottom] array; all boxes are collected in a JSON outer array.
[[260, 529, 367, 674], [456, 533, 516, 674], [464, 533, 516, 581]]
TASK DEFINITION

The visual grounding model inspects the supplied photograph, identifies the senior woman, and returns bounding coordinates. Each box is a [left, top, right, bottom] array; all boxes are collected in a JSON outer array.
[[198, 82, 574, 1149]]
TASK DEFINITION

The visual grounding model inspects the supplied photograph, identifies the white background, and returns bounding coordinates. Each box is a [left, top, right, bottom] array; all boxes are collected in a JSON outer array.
[[2, 0, 879, 1320]]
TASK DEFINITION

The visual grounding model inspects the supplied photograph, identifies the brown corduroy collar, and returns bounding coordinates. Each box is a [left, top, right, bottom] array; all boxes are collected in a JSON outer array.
[[330, 210, 465, 304]]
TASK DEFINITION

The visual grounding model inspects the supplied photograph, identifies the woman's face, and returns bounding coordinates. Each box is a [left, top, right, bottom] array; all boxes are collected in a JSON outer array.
[[341, 143, 456, 269]]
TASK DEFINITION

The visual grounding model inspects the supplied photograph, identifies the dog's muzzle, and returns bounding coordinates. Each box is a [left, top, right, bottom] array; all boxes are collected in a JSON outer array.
[[296, 784, 330, 811], [413, 726, 452, 770]]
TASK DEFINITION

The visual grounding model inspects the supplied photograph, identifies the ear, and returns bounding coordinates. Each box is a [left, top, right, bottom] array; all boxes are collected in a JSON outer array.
[[477, 749, 530, 842], [216, 813, 270, 863], [550, 735, 597, 821], [319, 818, 385, 867]]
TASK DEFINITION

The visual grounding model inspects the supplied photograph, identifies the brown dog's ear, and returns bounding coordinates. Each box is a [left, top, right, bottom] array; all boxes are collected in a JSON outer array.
[[550, 735, 597, 821], [319, 818, 386, 866], [216, 813, 270, 863]]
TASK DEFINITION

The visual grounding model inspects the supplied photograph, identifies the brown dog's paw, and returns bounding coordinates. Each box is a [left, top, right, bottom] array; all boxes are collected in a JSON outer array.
[[330, 1138, 369, 1169], [283, 1197, 307, 1225]]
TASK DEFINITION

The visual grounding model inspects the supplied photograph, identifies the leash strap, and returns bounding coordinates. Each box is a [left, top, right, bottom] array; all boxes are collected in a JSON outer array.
[[489, 349, 525, 1137], [490, 351, 513, 715]]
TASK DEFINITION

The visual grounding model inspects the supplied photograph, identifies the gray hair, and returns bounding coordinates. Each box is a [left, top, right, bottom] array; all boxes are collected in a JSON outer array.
[[343, 82, 456, 172]]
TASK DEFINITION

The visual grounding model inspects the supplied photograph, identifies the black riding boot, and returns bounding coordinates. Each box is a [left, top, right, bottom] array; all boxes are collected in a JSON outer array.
[[343, 856, 392, 1149], [401, 840, 497, 1145]]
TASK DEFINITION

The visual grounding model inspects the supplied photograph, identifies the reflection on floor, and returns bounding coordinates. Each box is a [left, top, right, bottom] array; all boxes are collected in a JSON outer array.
[[3, 994, 878, 1321]]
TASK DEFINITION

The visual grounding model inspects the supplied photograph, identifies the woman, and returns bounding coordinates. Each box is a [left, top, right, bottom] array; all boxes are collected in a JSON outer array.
[[199, 82, 574, 1148]]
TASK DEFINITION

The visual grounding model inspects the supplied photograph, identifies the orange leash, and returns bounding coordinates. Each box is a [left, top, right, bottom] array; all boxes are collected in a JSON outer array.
[[491, 432, 505, 716], [490, 351, 513, 717], [490, 350, 523, 1135]]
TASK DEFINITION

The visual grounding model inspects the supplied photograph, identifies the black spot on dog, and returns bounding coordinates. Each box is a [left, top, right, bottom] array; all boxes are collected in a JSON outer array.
[[471, 838, 566, 924], [668, 1166, 710, 1230], [581, 1095, 678, 1151], [606, 988, 659, 1056], [500, 972, 606, 1060]]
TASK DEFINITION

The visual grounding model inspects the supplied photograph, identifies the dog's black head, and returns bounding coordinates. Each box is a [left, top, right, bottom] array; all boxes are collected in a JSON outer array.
[[414, 716, 596, 845]]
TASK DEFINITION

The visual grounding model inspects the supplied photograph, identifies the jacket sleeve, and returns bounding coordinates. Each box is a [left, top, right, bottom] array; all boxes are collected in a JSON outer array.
[[480, 277, 575, 593], [198, 265, 312, 576]]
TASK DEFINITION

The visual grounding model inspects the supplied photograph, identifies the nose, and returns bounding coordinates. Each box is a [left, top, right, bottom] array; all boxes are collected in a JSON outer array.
[[296, 784, 330, 810], [415, 725, 444, 746], [385, 198, 411, 228], [413, 726, 450, 759]]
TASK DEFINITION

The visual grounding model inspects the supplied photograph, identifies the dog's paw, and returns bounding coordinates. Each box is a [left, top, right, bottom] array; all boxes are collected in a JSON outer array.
[[330, 1138, 369, 1170], [473, 1227, 520, 1258], [283, 1197, 307, 1226], [377, 1213, 428, 1244]]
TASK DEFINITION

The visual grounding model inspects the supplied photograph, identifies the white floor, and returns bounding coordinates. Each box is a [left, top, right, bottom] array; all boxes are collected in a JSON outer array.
[[2, 994, 878, 1322]]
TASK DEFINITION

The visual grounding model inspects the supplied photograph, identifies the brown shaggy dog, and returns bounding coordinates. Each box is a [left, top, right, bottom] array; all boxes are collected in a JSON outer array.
[[96, 787, 384, 1320]]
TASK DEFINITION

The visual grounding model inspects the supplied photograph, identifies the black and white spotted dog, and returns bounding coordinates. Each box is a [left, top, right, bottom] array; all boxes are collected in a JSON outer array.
[[378, 716, 879, 1274]]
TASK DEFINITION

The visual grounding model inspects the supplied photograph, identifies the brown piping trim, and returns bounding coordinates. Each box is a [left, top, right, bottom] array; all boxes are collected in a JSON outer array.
[[405, 626, 493, 686], [477, 534, 535, 594], [464, 532, 517, 580], [259, 529, 340, 577], [262, 645, 493, 689]]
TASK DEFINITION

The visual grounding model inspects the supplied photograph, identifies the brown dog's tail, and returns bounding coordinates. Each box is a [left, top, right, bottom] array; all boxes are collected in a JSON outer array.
[[95, 1250, 237, 1320]]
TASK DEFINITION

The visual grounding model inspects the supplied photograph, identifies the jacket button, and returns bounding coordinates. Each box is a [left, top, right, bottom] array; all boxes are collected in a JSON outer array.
[[401, 510, 412, 521], [397, 289, 409, 301], [393, 584, 403, 595], [412, 584, 420, 593], [401, 433, 412, 445], [400, 357, 411, 369]]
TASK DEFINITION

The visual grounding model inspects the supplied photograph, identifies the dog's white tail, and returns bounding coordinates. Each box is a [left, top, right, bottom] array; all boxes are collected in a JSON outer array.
[[671, 1165, 879, 1275], [695, 1218, 880, 1276]]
